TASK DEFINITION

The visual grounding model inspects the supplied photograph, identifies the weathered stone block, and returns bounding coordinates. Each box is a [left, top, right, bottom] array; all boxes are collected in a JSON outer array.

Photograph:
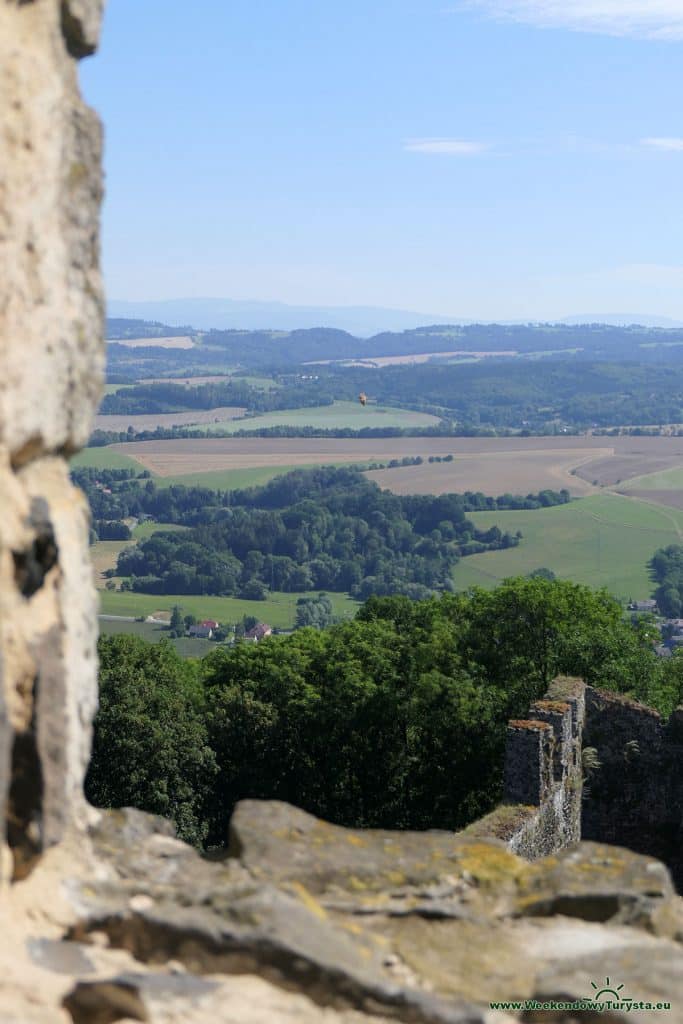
[[0, 0, 103, 881], [504, 721, 553, 806]]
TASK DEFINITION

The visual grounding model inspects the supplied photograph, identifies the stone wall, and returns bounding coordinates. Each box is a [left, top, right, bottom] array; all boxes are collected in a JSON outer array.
[[471, 676, 683, 890], [468, 677, 586, 859], [582, 687, 683, 889], [0, 0, 104, 882]]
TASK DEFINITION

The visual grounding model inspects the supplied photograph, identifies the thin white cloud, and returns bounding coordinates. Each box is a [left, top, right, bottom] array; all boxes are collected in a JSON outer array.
[[461, 1, 683, 40], [641, 137, 683, 151], [404, 138, 489, 155]]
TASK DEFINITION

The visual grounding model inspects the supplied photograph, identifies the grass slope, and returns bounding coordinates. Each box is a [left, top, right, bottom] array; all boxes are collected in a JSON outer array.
[[153, 464, 311, 490], [98, 589, 359, 629], [620, 466, 683, 490], [452, 493, 683, 602]]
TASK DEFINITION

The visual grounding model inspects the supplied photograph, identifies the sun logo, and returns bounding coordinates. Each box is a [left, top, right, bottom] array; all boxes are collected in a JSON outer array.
[[590, 977, 632, 1003]]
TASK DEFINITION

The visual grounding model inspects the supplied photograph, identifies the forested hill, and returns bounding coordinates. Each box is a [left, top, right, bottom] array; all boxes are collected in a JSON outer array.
[[107, 465, 521, 601], [100, 358, 683, 435], [106, 319, 683, 370]]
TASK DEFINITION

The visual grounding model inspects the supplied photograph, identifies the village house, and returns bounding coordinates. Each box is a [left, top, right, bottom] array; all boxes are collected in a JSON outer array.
[[189, 624, 213, 640], [244, 622, 273, 643]]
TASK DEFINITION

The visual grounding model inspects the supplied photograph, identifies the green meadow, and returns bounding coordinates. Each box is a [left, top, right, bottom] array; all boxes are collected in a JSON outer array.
[[619, 466, 683, 490], [98, 588, 359, 629], [205, 400, 441, 433], [70, 447, 145, 471], [153, 465, 309, 490], [452, 493, 683, 602]]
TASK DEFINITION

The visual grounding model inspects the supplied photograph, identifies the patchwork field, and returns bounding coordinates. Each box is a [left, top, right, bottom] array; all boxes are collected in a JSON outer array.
[[95, 406, 246, 432], [75, 431, 683, 610], [451, 493, 683, 602], [104, 434, 664, 488], [79, 433, 683, 498]]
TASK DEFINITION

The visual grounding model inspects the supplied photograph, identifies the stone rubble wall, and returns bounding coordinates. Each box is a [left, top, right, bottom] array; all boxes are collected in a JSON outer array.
[[0, 0, 104, 881], [582, 687, 683, 889], [473, 675, 683, 889], [469, 677, 586, 859]]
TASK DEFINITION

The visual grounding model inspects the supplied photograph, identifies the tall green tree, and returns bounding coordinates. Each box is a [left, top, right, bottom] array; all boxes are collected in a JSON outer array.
[[87, 636, 216, 846]]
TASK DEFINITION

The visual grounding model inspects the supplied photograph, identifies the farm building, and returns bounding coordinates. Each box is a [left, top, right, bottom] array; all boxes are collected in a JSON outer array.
[[244, 622, 273, 642], [189, 624, 213, 639]]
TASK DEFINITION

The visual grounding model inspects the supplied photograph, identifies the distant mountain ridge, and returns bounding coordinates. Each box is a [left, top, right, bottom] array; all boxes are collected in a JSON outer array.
[[107, 298, 457, 337], [106, 318, 683, 371], [108, 297, 683, 336]]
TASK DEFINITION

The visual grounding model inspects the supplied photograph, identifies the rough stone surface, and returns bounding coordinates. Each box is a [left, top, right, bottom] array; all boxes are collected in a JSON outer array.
[[0, 0, 104, 879], [4, 801, 683, 1024], [582, 688, 683, 890]]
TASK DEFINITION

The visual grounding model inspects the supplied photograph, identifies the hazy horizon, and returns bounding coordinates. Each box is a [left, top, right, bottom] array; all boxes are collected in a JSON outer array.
[[84, 1, 683, 321]]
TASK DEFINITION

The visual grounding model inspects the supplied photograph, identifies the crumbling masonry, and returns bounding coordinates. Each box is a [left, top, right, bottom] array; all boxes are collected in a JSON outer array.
[[474, 676, 683, 890]]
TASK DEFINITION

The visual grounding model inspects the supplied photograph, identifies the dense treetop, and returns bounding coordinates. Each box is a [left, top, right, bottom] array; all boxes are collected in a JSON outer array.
[[109, 466, 521, 600], [88, 579, 683, 848]]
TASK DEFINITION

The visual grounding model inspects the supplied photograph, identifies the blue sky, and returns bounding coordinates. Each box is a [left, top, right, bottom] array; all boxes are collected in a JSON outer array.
[[82, 1, 683, 320]]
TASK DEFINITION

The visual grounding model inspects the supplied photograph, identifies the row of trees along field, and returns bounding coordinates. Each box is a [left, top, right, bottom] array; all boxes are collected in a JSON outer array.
[[75, 465, 570, 532], [87, 579, 683, 848]]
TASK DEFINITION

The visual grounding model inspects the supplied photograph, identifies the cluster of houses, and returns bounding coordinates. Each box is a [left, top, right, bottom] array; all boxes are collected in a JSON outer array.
[[187, 620, 273, 643], [654, 617, 683, 659]]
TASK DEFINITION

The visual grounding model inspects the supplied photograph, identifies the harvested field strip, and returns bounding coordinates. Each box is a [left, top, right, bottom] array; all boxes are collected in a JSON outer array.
[[367, 449, 605, 498], [575, 454, 683, 488], [107, 436, 618, 481], [110, 335, 194, 349]]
